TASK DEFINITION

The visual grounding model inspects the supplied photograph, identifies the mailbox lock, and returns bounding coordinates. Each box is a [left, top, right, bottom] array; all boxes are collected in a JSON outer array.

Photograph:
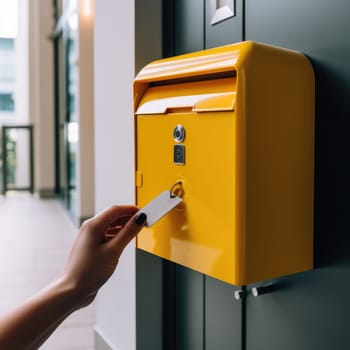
[[173, 125, 186, 143], [170, 181, 184, 198]]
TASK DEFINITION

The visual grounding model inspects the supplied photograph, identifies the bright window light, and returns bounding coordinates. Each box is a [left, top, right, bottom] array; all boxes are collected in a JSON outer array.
[[0, 0, 18, 38], [82, 0, 92, 17], [68, 122, 79, 143], [68, 13, 78, 31]]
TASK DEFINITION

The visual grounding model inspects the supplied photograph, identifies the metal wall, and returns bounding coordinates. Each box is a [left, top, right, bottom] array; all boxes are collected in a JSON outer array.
[[137, 0, 350, 348]]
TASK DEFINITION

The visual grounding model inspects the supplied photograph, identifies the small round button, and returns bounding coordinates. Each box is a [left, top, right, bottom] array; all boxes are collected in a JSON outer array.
[[173, 125, 185, 143]]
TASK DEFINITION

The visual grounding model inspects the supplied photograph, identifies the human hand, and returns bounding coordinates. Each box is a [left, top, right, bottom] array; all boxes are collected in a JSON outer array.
[[0, 206, 146, 349], [59, 206, 147, 307]]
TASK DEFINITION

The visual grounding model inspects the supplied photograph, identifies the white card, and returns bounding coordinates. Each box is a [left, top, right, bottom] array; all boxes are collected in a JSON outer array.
[[138, 190, 183, 227]]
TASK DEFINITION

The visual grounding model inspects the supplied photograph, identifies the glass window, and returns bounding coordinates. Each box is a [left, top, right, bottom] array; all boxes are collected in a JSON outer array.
[[0, 38, 15, 82], [0, 93, 14, 111], [0, 38, 15, 114]]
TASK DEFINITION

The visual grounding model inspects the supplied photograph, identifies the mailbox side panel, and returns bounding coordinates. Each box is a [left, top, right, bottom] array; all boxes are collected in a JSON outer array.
[[242, 44, 314, 283]]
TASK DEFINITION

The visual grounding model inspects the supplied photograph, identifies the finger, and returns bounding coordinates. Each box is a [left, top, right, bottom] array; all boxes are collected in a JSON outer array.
[[106, 227, 123, 235], [104, 214, 139, 242], [89, 205, 139, 232], [108, 212, 147, 254], [109, 215, 133, 228], [104, 228, 123, 242], [96, 205, 138, 224]]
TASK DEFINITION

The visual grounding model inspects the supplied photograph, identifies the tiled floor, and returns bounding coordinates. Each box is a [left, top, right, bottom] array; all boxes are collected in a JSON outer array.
[[0, 193, 95, 350]]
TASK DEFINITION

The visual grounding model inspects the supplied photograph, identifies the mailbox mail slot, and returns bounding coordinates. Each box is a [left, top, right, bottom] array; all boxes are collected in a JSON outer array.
[[134, 41, 314, 285]]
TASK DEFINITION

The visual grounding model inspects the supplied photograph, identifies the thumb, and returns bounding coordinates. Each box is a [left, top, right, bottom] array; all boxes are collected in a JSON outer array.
[[108, 212, 147, 254]]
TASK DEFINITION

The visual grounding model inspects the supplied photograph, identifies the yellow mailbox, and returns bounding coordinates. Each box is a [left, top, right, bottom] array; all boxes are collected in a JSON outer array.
[[134, 41, 314, 285]]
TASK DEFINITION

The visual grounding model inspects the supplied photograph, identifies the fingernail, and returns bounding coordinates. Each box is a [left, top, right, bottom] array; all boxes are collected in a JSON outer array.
[[135, 212, 147, 226]]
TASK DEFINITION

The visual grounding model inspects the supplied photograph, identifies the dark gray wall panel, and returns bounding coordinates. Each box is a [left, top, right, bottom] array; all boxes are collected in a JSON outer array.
[[247, 269, 350, 350], [135, 0, 162, 74], [174, 0, 205, 54], [136, 250, 163, 350], [205, 0, 243, 48], [246, 0, 350, 349], [205, 276, 242, 350], [174, 265, 204, 350]]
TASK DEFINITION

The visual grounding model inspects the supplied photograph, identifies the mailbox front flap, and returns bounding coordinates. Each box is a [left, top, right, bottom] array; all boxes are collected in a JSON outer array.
[[135, 77, 237, 115], [136, 91, 236, 114]]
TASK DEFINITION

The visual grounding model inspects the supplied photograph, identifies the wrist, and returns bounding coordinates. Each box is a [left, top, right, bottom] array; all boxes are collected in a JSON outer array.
[[49, 277, 82, 311], [53, 276, 96, 310]]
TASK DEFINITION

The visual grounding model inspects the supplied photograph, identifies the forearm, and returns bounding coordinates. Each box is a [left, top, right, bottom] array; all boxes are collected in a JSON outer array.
[[0, 206, 145, 350], [0, 278, 80, 350]]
